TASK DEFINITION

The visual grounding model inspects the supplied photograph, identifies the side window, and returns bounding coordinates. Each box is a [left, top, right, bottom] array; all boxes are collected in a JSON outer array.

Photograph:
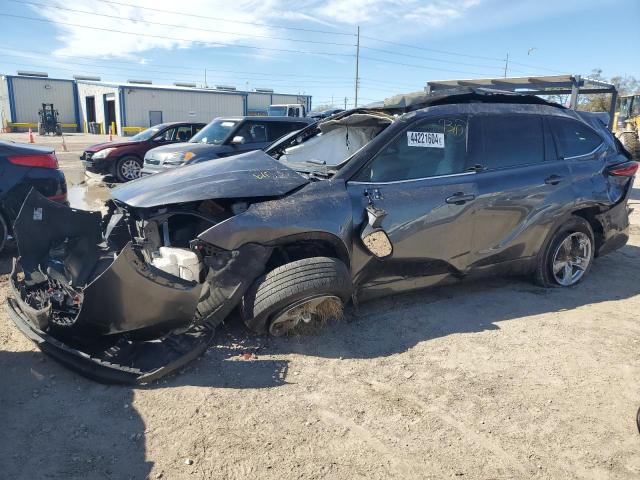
[[549, 117, 603, 158], [267, 122, 298, 142], [355, 116, 469, 182], [175, 126, 192, 142], [469, 115, 545, 170], [235, 122, 268, 144], [158, 127, 176, 142]]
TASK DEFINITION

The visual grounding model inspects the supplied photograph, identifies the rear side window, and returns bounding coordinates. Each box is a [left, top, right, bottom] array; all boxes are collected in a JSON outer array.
[[549, 117, 602, 158], [267, 122, 300, 142], [355, 116, 469, 182], [469, 115, 545, 170], [235, 122, 268, 144]]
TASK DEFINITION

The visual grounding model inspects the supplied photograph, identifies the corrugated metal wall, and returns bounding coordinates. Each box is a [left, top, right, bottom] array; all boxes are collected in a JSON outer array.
[[0, 77, 10, 128], [76, 82, 120, 133], [9, 77, 77, 125], [247, 92, 271, 113], [123, 87, 245, 127]]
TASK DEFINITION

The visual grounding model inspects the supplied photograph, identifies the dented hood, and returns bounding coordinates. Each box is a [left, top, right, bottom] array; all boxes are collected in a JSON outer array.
[[111, 150, 310, 208]]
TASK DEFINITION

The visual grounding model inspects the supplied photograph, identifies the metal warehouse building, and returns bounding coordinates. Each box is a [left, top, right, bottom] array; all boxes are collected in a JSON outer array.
[[1, 73, 311, 135], [0, 73, 80, 132]]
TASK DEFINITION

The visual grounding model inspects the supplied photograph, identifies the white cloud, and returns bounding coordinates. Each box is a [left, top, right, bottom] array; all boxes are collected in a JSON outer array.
[[26, 0, 489, 60]]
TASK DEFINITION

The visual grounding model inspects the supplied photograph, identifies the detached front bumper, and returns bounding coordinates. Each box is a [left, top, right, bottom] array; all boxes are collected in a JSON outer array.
[[6, 293, 213, 384], [5, 191, 213, 384]]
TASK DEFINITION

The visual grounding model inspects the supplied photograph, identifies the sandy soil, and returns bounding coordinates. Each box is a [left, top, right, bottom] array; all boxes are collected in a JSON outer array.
[[1, 132, 639, 479]]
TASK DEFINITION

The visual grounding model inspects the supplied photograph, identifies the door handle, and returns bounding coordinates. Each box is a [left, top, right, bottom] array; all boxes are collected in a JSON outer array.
[[445, 192, 475, 205], [544, 175, 564, 185]]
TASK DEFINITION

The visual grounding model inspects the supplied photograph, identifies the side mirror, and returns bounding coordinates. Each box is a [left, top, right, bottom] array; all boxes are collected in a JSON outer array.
[[360, 204, 392, 258], [230, 136, 245, 145]]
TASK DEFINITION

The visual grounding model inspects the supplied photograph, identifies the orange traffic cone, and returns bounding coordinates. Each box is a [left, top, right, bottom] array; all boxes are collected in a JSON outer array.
[[28, 127, 35, 144], [61, 135, 68, 152], [109, 126, 112, 142]]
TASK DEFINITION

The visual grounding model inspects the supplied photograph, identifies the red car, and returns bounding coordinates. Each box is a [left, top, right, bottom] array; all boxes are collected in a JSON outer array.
[[81, 122, 205, 182]]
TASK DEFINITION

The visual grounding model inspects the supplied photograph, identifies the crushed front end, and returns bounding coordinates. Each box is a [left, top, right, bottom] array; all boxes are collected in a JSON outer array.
[[6, 190, 270, 384]]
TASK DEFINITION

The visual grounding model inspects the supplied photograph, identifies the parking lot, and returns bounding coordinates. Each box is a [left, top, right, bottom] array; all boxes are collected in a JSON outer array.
[[1, 132, 640, 479]]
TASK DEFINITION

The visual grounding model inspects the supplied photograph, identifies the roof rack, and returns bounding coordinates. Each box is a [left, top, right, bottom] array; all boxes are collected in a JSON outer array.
[[425, 75, 618, 129]]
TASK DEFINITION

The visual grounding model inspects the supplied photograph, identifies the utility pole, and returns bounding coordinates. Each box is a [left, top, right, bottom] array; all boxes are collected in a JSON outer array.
[[354, 26, 360, 108], [204, 68, 208, 88], [503, 53, 509, 78], [344, 97, 348, 110]]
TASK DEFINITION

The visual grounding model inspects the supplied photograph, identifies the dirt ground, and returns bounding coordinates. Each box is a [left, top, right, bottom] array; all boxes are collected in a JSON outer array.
[[1, 132, 640, 479]]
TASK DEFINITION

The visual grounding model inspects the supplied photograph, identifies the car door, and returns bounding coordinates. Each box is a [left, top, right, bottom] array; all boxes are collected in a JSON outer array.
[[347, 115, 478, 295], [468, 113, 573, 270]]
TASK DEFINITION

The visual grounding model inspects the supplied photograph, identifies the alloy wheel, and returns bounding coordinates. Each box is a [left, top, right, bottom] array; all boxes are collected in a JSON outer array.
[[120, 159, 141, 181], [551, 232, 592, 286]]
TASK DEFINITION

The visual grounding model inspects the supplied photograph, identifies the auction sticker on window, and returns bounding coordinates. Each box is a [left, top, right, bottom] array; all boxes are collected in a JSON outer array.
[[407, 131, 444, 148]]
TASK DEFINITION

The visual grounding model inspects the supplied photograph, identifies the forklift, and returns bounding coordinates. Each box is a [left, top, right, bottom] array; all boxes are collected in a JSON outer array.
[[614, 94, 640, 158], [37, 103, 62, 136]]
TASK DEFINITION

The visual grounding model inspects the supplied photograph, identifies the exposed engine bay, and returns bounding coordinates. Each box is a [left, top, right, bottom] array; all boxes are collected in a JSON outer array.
[[7, 190, 272, 383]]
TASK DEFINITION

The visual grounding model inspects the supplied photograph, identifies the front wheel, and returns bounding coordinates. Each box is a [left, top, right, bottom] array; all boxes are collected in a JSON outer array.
[[535, 216, 595, 287], [241, 257, 353, 336], [115, 156, 142, 182]]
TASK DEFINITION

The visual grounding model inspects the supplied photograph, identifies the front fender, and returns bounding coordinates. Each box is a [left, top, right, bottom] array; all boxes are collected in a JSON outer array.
[[197, 179, 353, 258]]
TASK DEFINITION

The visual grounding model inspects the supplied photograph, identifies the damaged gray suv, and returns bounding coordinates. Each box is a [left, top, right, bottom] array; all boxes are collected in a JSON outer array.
[[7, 88, 637, 383]]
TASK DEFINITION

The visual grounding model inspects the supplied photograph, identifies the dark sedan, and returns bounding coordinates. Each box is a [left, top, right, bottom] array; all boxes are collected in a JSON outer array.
[[81, 122, 205, 182], [0, 141, 67, 252]]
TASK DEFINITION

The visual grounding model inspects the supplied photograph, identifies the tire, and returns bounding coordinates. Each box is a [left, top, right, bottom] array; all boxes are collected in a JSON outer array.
[[114, 156, 142, 182], [241, 257, 353, 335], [534, 216, 595, 288], [0, 212, 7, 253], [55, 124, 62, 136], [619, 131, 639, 159]]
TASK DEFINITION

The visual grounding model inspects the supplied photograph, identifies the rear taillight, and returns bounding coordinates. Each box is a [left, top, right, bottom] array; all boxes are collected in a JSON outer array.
[[608, 161, 638, 177], [7, 153, 59, 169]]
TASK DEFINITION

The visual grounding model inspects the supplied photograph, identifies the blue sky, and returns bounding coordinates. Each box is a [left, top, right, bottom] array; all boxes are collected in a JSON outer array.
[[0, 0, 638, 109]]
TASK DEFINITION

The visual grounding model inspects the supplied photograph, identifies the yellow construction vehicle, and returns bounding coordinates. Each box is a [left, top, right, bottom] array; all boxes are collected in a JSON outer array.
[[614, 93, 640, 158]]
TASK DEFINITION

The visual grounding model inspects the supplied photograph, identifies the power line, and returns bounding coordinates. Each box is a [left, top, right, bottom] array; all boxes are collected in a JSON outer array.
[[0, 13, 355, 58], [359, 55, 496, 77], [91, 0, 356, 37], [0, 52, 356, 85], [0, 46, 355, 81], [0, 57, 357, 89], [360, 45, 504, 71], [359, 34, 504, 62], [12, 0, 356, 48]]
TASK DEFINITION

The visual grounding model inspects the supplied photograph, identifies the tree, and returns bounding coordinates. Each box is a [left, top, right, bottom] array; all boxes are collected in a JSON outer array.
[[578, 69, 638, 112]]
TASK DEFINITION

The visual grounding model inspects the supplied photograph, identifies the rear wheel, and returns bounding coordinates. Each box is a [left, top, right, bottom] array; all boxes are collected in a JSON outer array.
[[535, 216, 595, 287], [115, 156, 142, 182], [241, 257, 352, 336]]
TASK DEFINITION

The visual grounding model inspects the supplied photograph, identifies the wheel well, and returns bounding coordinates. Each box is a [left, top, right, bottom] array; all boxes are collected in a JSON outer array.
[[265, 239, 349, 271], [572, 208, 604, 252]]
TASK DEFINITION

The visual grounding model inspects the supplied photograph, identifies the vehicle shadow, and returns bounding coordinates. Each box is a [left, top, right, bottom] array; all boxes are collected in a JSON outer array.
[[200, 242, 640, 365], [0, 351, 153, 479]]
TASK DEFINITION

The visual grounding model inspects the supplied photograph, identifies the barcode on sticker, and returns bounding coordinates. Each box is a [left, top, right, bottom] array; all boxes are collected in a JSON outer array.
[[407, 131, 444, 148]]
